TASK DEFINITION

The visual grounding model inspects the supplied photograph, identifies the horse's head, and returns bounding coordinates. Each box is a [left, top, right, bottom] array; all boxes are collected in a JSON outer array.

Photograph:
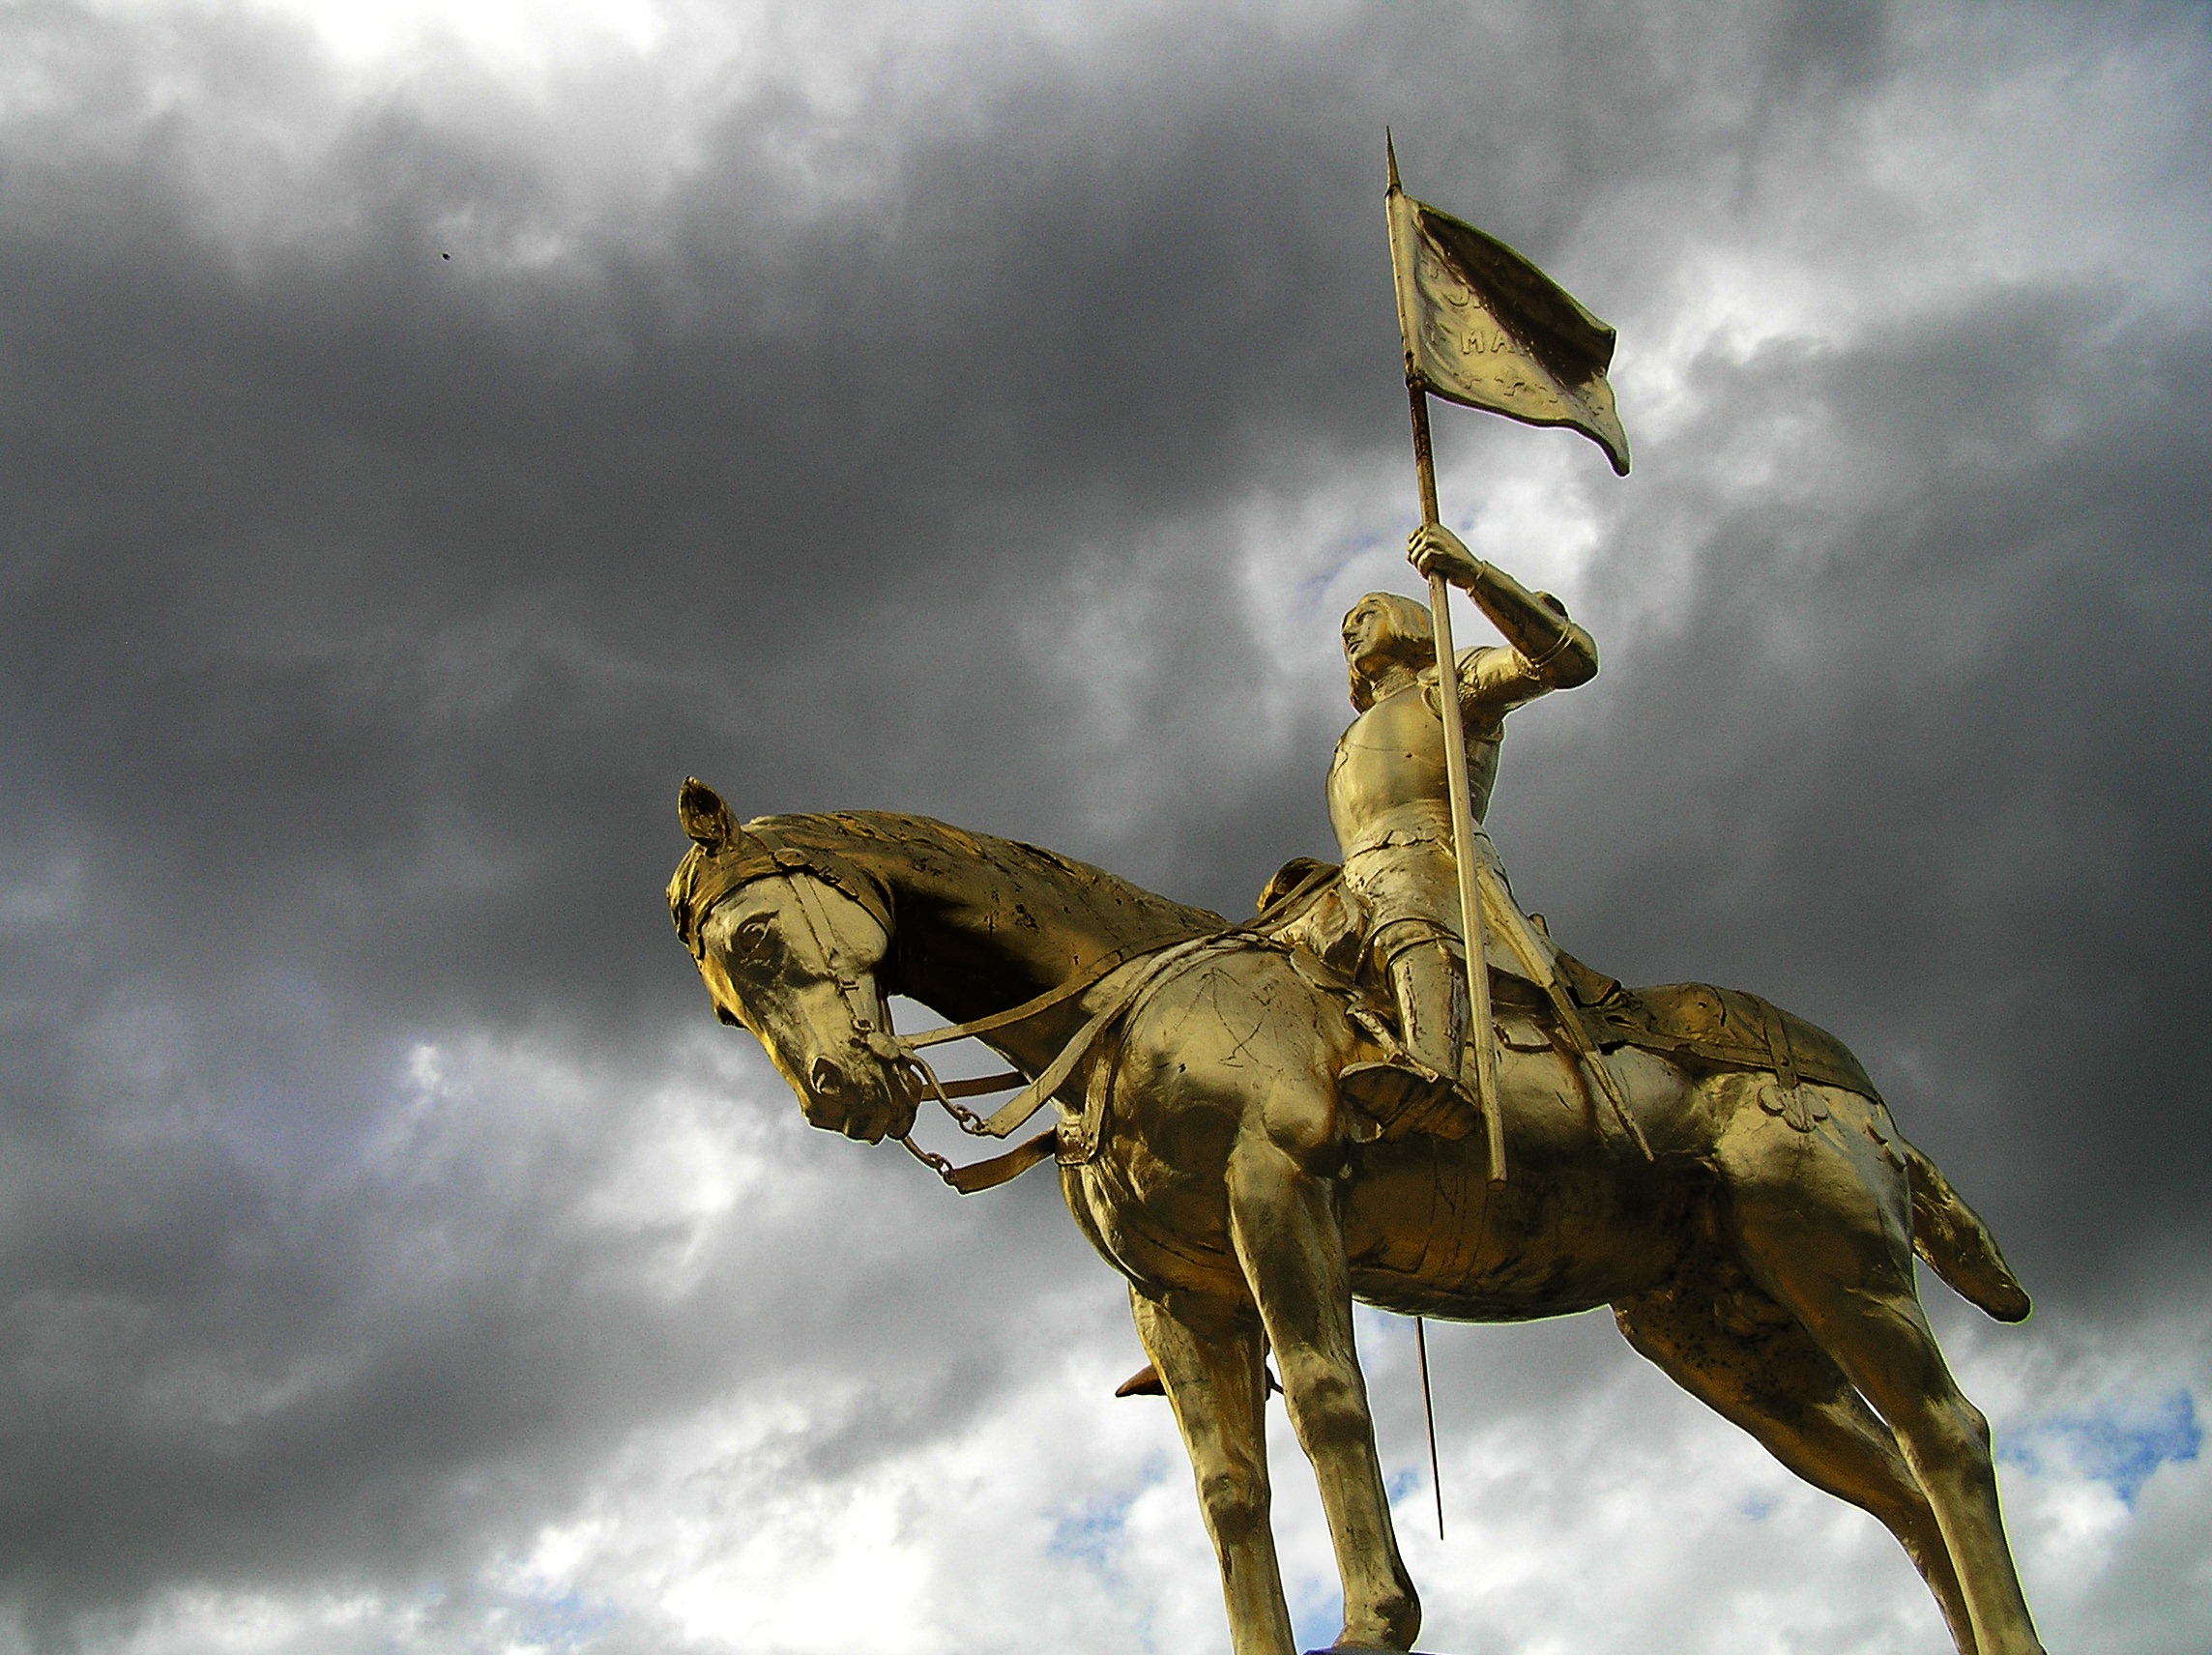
[[671, 780, 917, 1145]]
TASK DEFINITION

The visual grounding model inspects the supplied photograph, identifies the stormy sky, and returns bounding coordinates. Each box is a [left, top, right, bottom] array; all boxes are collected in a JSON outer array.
[[2, 1, 2207, 1651]]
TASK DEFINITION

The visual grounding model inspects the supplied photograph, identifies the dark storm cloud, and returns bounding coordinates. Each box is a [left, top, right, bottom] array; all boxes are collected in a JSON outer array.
[[0, 0, 1805, 1024], [12, 0, 2191, 985], [0, 0, 2205, 1645]]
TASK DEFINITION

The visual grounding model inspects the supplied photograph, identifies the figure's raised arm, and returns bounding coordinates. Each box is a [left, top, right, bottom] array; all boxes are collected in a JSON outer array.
[[1408, 524, 1597, 712]]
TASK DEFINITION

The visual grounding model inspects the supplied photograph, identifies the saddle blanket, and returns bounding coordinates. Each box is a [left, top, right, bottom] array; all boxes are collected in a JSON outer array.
[[1558, 951, 1883, 1114]]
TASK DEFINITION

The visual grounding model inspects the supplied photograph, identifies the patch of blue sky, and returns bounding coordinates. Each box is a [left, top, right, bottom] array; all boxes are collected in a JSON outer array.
[[1353, 1302, 1412, 1351], [2000, 1388, 2201, 1507], [1295, 533, 1393, 617], [1049, 1488, 1139, 1568], [489, 1584, 620, 1651], [1289, 1574, 1345, 1655], [1386, 1466, 1421, 1505], [1740, 1491, 1780, 1522]]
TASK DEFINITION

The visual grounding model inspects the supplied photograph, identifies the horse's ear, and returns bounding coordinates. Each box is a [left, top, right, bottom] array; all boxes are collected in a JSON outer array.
[[679, 776, 737, 853]]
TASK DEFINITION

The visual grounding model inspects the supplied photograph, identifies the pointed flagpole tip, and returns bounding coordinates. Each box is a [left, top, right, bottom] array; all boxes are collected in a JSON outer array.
[[1384, 129, 1402, 194]]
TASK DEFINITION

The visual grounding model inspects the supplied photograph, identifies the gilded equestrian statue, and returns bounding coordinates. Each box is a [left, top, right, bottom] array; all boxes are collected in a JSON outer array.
[[667, 778, 2044, 1655]]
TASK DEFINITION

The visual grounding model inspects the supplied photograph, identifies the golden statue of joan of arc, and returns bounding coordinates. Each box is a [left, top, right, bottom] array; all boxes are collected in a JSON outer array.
[[1329, 520, 1594, 1139]]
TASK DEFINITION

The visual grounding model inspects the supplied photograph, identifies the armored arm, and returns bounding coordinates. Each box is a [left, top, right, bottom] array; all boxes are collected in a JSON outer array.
[[1409, 524, 1597, 711]]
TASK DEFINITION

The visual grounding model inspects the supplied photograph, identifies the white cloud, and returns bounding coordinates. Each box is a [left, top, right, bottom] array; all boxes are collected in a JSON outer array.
[[43, 1285, 2202, 1655]]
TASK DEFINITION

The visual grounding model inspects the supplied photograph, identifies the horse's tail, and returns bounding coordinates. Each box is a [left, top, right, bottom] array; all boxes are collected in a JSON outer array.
[[1901, 1137, 2031, 1322]]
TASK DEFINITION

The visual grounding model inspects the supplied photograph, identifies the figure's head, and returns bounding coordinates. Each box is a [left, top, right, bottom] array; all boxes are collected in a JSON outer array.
[[1341, 592, 1435, 711]]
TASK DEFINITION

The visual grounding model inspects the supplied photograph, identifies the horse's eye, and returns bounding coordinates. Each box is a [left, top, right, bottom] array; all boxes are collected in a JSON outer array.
[[734, 915, 772, 954]]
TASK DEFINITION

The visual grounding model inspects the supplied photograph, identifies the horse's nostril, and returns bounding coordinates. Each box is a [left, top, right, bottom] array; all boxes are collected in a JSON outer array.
[[809, 1056, 847, 1097]]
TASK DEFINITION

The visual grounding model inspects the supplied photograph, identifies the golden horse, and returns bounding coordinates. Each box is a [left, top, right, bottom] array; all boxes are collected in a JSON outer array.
[[667, 783, 2046, 1655]]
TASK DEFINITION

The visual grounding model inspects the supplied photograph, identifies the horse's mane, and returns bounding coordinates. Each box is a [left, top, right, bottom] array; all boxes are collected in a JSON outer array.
[[754, 809, 1228, 949]]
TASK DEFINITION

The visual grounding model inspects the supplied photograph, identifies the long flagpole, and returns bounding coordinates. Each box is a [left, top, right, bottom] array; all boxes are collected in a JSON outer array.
[[1406, 378, 1507, 1186]]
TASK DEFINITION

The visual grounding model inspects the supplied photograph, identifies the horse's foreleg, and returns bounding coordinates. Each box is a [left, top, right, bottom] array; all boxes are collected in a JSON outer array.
[[1226, 1127, 1420, 1652], [1130, 1286, 1296, 1655]]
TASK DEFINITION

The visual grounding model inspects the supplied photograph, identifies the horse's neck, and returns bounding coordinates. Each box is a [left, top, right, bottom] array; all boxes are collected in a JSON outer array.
[[789, 812, 1220, 1068]]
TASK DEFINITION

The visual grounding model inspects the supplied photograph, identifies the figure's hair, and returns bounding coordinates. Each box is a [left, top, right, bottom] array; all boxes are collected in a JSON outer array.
[[1345, 592, 1435, 711]]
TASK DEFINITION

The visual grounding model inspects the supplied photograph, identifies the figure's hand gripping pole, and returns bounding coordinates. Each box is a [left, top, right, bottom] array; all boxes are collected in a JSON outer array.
[[1407, 380, 1508, 1186]]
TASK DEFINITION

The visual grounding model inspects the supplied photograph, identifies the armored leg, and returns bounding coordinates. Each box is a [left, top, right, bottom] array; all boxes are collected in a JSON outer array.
[[1383, 932, 1467, 1081], [1335, 929, 1479, 1140]]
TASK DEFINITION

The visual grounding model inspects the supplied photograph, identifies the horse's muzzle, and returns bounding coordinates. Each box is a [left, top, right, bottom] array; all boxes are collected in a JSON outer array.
[[803, 1052, 917, 1144]]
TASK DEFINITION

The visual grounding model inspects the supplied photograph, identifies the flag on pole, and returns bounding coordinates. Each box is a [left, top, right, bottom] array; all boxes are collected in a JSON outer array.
[[1385, 136, 1630, 475]]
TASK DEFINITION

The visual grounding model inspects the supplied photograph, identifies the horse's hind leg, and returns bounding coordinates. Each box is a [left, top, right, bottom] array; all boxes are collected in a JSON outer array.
[[1130, 1286, 1297, 1655], [1719, 1111, 2046, 1655], [1615, 1282, 1978, 1654], [1225, 1110, 1420, 1652]]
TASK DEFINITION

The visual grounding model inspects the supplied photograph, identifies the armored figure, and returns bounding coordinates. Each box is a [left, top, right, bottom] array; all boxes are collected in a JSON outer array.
[[1331, 522, 1596, 1136]]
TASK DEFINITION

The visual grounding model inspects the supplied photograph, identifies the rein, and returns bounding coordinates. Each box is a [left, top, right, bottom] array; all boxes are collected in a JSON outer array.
[[886, 861, 1340, 1194], [890, 929, 1246, 1193], [673, 823, 1339, 1198]]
